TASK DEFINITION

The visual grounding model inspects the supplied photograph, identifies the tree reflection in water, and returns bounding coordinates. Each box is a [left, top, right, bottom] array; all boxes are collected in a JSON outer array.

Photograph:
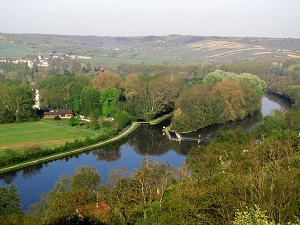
[[0, 171, 17, 185], [127, 123, 193, 156], [21, 164, 43, 179], [92, 138, 127, 162]]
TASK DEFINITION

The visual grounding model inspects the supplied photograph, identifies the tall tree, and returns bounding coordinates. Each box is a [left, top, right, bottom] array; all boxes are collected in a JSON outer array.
[[0, 185, 21, 215], [80, 86, 100, 117], [92, 72, 122, 92], [100, 87, 120, 117]]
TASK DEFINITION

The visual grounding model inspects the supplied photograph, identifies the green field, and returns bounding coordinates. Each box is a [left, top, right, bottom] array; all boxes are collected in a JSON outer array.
[[0, 40, 34, 58], [0, 121, 97, 150]]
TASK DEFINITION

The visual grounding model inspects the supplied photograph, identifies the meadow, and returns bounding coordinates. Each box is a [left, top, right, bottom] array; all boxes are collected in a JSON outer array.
[[0, 121, 97, 151], [0, 40, 33, 58]]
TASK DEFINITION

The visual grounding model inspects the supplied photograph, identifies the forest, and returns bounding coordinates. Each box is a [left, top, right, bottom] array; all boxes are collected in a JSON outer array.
[[0, 59, 269, 129], [0, 57, 300, 224]]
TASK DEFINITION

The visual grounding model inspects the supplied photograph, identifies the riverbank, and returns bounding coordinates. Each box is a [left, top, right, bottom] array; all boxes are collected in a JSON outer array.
[[0, 114, 173, 174], [0, 122, 141, 174]]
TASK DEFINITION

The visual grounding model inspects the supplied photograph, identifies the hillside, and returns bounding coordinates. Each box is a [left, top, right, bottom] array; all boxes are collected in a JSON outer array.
[[1, 33, 300, 65]]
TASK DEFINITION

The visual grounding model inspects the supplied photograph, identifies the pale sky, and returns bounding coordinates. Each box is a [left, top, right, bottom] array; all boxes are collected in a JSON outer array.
[[0, 0, 299, 38]]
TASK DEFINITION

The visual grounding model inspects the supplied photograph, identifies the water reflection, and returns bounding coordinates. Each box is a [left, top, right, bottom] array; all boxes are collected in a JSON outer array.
[[127, 123, 193, 156], [21, 164, 43, 179], [93, 149, 121, 162], [0, 171, 17, 185]]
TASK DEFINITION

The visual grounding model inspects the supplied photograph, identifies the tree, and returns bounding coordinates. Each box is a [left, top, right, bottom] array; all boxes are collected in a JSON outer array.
[[212, 80, 247, 122], [106, 159, 177, 224], [80, 86, 100, 117], [71, 166, 102, 192], [114, 110, 133, 129], [30, 166, 108, 224], [233, 207, 300, 225], [68, 117, 77, 126], [92, 72, 122, 92], [123, 75, 183, 120], [0, 83, 35, 123], [0, 185, 21, 216], [100, 87, 120, 117]]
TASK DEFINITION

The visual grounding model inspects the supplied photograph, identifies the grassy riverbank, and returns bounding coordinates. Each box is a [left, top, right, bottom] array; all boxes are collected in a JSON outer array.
[[0, 113, 172, 174], [0, 122, 141, 174]]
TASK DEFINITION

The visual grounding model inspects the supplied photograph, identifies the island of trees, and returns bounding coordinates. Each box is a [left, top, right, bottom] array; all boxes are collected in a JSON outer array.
[[0, 57, 300, 224]]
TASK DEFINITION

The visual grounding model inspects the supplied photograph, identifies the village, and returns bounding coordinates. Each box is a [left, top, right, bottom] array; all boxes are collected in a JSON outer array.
[[0, 53, 92, 68]]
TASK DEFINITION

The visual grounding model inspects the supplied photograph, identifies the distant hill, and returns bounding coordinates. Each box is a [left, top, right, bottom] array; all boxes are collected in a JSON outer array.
[[1, 33, 300, 65]]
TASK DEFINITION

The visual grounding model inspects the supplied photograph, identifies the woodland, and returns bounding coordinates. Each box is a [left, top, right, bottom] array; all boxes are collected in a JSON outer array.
[[0, 57, 300, 224]]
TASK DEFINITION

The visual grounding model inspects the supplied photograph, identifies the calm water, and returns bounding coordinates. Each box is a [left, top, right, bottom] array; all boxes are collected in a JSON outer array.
[[0, 93, 291, 210]]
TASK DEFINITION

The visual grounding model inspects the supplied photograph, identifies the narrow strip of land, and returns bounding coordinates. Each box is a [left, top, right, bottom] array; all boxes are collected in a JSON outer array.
[[0, 113, 173, 174], [0, 122, 141, 174]]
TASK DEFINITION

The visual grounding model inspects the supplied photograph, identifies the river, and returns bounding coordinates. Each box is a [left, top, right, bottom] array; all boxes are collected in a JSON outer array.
[[0, 93, 291, 211]]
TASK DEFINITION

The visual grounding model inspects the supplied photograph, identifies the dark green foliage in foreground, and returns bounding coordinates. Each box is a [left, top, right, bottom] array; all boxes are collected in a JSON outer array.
[[0, 185, 21, 216]]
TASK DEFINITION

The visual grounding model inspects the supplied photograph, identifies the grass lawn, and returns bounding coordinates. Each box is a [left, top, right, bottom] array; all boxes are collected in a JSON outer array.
[[0, 121, 98, 151]]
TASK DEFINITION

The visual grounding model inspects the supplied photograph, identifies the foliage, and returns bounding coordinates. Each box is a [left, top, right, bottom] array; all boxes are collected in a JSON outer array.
[[173, 71, 265, 131], [71, 166, 102, 192], [114, 110, 134, 129], [123, 74, 183, 120], [117, 63, 217, 78], [233, 207, 300, 225], [203, 70, 267, 97], [29, 166, 110, 225], [68, 116, 76, 126], [0, 83, 35, 123], [255, 110, 285, 139], [99, 87, 120, 117], [80, 86, 101, 117], [0, 185, 21, 216], [92, 72, 122, 92]]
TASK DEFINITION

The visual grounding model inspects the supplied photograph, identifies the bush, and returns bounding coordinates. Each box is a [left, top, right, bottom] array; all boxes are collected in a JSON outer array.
[[115, 111, 133, 128], [54, 115, 61, 120]]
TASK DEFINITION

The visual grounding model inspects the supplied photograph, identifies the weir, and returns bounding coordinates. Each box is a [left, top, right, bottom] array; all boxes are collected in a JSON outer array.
[[164, 128, 201, 143]]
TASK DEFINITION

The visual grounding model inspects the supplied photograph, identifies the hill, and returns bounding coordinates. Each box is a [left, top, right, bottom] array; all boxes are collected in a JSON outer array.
[[1, 33, 300, 65]]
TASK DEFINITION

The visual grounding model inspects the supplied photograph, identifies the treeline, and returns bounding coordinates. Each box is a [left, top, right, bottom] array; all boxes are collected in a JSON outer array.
[[37, 72, 184, 121], [117, 63, 217, 78], [1, 58, 300, 130], [172, 70, 267, 131], [0, 83, 35, 123], [219, 59, 300, 97]]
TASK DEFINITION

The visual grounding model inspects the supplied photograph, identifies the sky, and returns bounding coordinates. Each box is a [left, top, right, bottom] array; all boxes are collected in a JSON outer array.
[[0, 0, 299, 38]]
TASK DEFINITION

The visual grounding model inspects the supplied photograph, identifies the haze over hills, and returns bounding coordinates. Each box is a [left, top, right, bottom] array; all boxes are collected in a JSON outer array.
[[1, 33, 300, 66]]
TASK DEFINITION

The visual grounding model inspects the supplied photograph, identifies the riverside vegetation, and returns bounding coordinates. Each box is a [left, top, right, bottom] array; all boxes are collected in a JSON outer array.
[[0, 57, 300, 224]]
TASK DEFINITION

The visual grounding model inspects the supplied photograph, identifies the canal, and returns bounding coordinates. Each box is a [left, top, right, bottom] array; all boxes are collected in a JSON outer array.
[[0, 93, 291, 210]]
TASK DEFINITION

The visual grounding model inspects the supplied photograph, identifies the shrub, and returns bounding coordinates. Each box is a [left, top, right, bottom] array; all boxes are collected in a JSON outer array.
[[54, 115, 61, 120]]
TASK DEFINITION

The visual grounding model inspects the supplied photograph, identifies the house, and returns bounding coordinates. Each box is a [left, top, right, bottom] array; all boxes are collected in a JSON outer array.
[[44, 108, 74, 119]]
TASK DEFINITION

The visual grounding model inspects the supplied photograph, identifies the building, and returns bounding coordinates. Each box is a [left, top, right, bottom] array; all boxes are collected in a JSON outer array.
[[43, 109, 74, 119]]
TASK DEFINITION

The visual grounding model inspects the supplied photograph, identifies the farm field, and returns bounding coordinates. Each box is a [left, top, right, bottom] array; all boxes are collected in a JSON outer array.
[[0, 121, 97, 151], [2, 33, 300, 66], [0, 40, 33, 58]]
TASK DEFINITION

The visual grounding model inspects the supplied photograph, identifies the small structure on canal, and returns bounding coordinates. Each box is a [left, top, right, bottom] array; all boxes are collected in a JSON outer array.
[[163, 128, 201, 143]]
